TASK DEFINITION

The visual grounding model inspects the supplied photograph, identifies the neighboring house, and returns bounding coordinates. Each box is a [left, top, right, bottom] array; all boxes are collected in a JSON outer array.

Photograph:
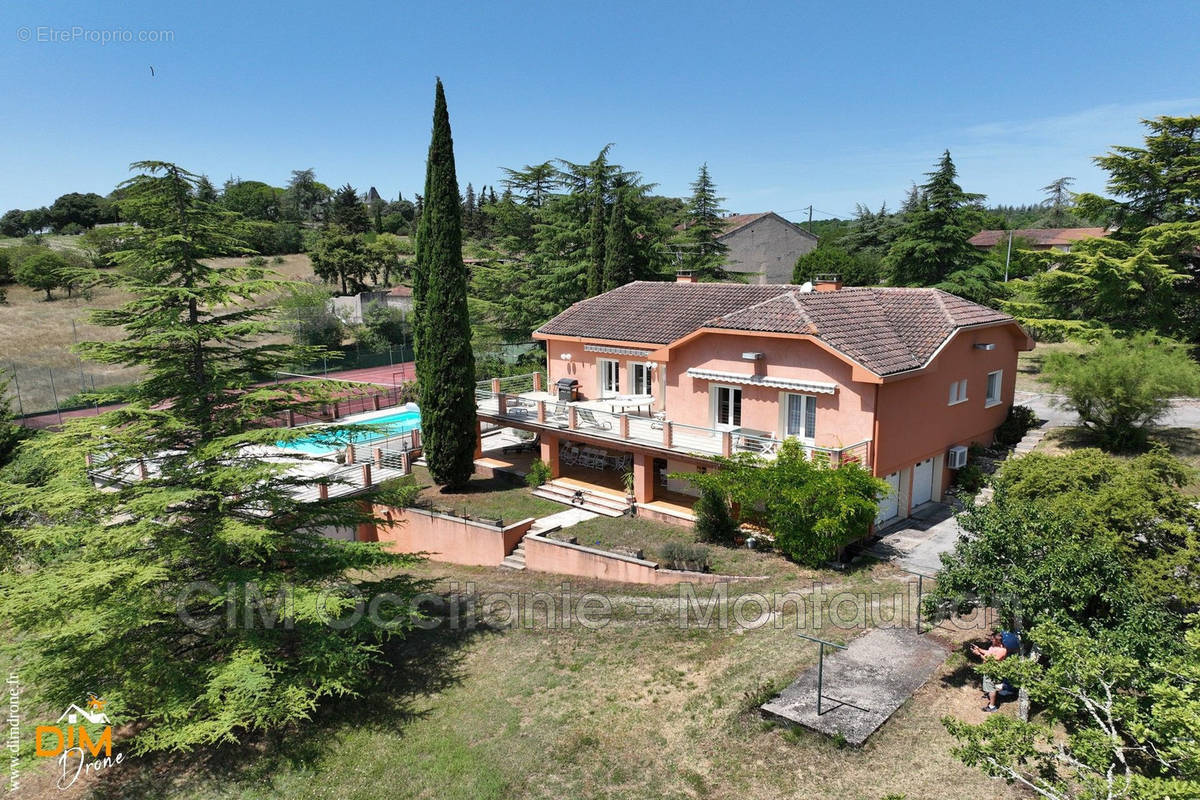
[[968, 227, 1109, 253], [679, 212, 819, 284], [327, 286, 413, 324], [476, 275, 1032, 529]]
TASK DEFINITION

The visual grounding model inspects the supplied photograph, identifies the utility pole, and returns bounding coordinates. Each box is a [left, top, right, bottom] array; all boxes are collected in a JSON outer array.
[[1004, 230, 1013, 282], [806, 205, 813, 234]]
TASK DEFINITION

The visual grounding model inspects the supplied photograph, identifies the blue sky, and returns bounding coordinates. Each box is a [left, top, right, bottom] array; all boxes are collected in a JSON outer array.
[[1, 0, 1197, 219]]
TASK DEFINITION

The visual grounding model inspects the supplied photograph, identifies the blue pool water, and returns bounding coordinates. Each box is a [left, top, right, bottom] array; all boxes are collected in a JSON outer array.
[[275, 407, 421, 455]]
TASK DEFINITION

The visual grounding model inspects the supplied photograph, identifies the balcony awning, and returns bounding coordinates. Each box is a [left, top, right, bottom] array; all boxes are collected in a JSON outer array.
[[684, 367, 837, 394], [584, 344, 653, 357]]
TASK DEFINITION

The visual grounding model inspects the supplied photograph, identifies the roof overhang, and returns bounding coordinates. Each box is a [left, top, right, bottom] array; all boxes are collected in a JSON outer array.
[[684, 367, 837, 394]]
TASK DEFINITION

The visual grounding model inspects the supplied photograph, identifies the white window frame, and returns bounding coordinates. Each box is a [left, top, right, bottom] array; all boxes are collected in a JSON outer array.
[[630, 362, 652, 396], [711, 384, 742, 429], [985, 370, 1003, 407], [948, 378, 968, 406], [781, 392, 817, 442], [598, 358, 620, 397]]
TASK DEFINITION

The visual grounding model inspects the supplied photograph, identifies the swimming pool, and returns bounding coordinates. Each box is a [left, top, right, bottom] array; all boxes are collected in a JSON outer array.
[[274, 407, 422, 456]]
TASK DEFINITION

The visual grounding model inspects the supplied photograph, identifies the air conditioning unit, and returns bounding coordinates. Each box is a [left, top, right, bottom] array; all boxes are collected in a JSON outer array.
[[741, 352, 764, 361], [947, 445, 969, 469]]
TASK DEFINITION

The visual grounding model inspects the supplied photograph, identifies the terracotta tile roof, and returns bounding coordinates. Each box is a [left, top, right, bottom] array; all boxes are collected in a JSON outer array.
[[537, 282, 1015, 376], [387, 285, 413, 297], [717, 212, 772, 235], [968, 227, 1108, 248]]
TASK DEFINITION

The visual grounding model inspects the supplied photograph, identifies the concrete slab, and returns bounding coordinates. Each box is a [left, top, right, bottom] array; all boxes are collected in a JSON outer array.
[[528, 507, 599, 534], [761, 628, 948, 745], [869, 503, 962, 575]]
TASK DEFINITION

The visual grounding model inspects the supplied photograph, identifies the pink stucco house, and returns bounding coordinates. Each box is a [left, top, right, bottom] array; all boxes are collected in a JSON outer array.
[[476, 275, 1033, 528]]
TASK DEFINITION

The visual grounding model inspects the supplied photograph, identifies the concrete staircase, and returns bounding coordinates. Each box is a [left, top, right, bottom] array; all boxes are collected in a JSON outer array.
[[500, 537, 527, 570], [532, 480, 631, 517]]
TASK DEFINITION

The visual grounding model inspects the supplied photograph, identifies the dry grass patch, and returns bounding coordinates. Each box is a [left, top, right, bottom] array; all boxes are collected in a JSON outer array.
[[1015, 340, 1086, 394], [80, 561, 1015, 800]]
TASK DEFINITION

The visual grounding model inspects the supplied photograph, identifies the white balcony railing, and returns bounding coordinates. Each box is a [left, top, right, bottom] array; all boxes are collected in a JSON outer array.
[[475, 374, 872, 467]]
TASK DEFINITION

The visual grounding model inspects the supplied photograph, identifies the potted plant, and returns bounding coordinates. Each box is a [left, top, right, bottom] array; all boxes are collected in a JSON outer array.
[[621, 470, 636, 504]]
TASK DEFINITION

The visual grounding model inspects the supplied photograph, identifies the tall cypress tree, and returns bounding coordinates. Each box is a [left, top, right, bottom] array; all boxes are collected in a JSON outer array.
[[414, 79, 477, 488], [586, 192, 606, 296], [603, 194, 635, 291]]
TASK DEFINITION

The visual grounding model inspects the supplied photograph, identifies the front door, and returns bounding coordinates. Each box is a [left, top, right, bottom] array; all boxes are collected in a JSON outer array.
[[911, 458, 934, 508]]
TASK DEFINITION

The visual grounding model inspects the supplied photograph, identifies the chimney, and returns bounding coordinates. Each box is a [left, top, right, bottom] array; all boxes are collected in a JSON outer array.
[[814, 273, 842, 292], [675, 270, 696, 284]]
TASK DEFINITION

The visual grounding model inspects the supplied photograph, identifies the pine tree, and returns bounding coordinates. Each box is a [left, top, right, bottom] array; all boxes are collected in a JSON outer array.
[[884, 151, 985, 286], [329, 184, 371, 233], [1040, 177, 1076, 227], [0, 162, 419, 752], [413, 80, 477, 489], [587, 192, 606, 296], [674, 163, 729, 280], [603, 194, 635, 290]]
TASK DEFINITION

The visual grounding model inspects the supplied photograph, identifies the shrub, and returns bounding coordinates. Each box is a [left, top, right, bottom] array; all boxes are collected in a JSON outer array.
[[658, 541, 710, 572], [694, 487, 739, 545], [952, 462, 986, 495], [993, 404, 1037, 449], [1044, 332, 1200, 451], [526, 458, 551, 488], [377, 477, 421, 508], [671, 439, 887, 567]]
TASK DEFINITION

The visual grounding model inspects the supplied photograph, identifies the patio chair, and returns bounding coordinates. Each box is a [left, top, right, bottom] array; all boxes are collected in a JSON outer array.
[[575, 408, 613, 431], [501, 431, 540, 455], [649, 411, 666, 430]]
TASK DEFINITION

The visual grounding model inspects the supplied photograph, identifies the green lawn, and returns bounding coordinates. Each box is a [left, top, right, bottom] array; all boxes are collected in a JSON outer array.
[[406, 464, 564, 523]]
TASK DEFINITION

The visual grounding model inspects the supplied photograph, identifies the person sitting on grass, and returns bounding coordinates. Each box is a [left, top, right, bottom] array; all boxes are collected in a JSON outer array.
[[970, 631, 1008, 712]]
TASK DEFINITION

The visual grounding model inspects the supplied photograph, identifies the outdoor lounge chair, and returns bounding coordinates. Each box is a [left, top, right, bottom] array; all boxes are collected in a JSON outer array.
[[575, 408, 613, 430], [501, 432, 540, 455]]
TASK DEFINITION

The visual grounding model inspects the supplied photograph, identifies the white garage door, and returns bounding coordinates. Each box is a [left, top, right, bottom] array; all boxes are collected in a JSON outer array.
[[875, 472, 900, 526], [912, 458, 935, 508]]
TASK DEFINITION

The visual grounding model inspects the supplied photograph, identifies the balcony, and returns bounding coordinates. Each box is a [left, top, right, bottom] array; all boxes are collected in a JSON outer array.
[[475, 373, 872, 467]]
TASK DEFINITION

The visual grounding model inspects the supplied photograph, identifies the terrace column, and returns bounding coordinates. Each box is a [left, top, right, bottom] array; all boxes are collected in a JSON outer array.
[[541, 433, 560, 479], [374, 448, 383, 468], [474, 420, 483, 459], [536, 400, 546, 423], [568, 406, 577, 430], [330, 403, 340, 420], [722, 430, 732, 457], [632, 453, 655, 504], [534, 372, 543, 392], [361, 463, 372, 488], [371, 395, 380, 411], [619, 414, 629, 440], [662, 421, 673, 449], [286, 409, 295, 427], [318, 483, 330, 500], [491, 378, 501, 394], [497, 393, 508, 416]]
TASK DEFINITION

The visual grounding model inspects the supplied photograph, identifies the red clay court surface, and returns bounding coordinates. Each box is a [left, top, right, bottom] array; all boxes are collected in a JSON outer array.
[[15, 362, 416, 430], [279, 362, 416, 387]]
